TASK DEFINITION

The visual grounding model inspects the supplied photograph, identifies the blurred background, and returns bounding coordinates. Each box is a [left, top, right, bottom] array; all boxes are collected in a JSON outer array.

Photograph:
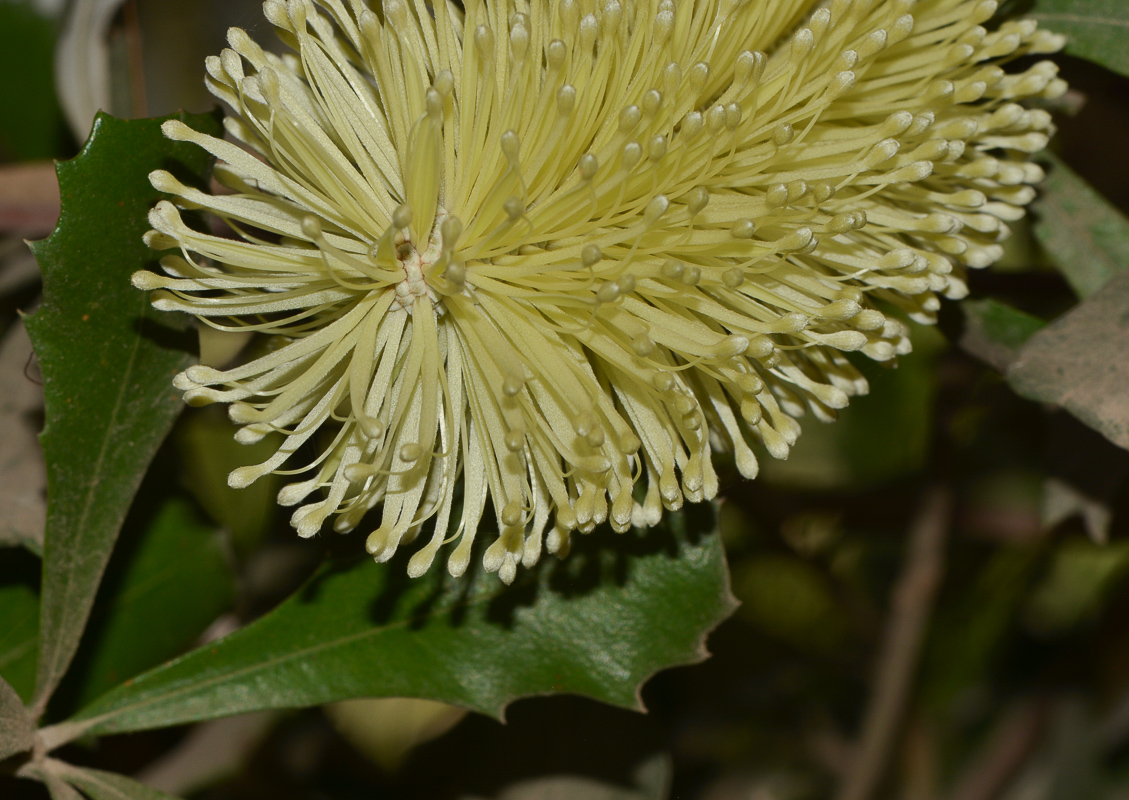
[[2, 1, 1129, 798]]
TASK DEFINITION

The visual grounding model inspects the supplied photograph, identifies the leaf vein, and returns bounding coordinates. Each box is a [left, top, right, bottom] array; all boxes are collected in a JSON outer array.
[[39, 291, 149, 699], [76, 580, 511, 731]]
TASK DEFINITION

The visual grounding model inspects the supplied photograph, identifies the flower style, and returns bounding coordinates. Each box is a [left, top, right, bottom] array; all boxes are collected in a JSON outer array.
[[136, 0, 1064, 582]]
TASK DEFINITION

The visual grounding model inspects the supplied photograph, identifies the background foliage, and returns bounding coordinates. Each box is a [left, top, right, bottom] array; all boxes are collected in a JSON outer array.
[[1, 1, 1129, 799]]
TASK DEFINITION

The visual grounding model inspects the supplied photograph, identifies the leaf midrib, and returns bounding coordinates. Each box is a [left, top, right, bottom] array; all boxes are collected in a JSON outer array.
[[71, 572, 519, 733], [36, 289, 151, 705]]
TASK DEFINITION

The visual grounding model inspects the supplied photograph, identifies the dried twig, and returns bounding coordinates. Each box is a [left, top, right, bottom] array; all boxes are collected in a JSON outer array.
[[835, 487, 952, 800], [946, 698, 1049, 800], [122, 0, 148, 117]]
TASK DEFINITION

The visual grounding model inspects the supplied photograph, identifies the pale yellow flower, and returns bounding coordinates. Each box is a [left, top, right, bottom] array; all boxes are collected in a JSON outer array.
[[135, 0, 1063, 582]]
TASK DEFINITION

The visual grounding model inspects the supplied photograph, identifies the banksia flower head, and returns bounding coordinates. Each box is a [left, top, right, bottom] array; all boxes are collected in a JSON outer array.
[[136, 0, 1064, 582]]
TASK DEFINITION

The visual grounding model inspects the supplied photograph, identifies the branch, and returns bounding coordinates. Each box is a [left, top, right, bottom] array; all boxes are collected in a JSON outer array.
[[835, 486, 952, 800], [946, 698, 1049, 800]]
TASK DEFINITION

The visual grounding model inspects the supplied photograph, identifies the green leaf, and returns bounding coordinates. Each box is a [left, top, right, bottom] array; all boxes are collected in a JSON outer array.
[[1024, 539, 1129, 636], [1028, 0, 1129, 79], [1034, 154, 1129, 299], [25, 110, 222, 711], [759, 326, 942, 489], [732, 554, 850, 655], [1007, 269, 1129, 450], [55, 507, 734, 740], [0, 675, 34, 761], [177, 409, 280, 556], [0, 580, 40, 704], [0, 3, 68, 160], [920, 546, 1043, 714], [56, 765, 182, 800], [69, 499, 235, 710], [959, 299, 1047, 372]]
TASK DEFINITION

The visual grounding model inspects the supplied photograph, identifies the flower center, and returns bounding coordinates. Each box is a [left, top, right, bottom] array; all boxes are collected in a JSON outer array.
[[390, 213, 444, 313]]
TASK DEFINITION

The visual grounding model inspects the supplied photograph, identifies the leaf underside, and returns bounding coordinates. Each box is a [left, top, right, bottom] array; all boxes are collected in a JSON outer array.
[[1028, 0, 1129, 79], [1034, 153, 1129, 300], [959, 299, 1047, 372], [1008, 269, 1129, 451]]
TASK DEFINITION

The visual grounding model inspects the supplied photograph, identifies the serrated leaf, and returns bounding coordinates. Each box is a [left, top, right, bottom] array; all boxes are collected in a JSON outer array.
[[1007, 269, 1129, 450], [25, 110, 222, 711], [1034, 154, 1129, 299], [959, 299, 1047, 372], [1028, 0, 1129, 79], [69, 499, 235, 709], [51, 507, 734, 741], [0, 580, 40, 704], [0, 675, 34, 761]]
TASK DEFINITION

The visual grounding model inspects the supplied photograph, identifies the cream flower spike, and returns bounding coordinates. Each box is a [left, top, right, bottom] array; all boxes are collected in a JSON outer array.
[[136, 0, 1064, 583]]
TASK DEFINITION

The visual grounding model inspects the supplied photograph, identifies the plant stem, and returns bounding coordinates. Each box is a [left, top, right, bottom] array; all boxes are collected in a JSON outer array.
[[836, 486, 952, 800]]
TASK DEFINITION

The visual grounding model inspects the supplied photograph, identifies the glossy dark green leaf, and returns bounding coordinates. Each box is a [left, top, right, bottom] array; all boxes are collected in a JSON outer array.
[[1034, 154, 1129, 299], [1007, 269, 1129, 450], [1028, 0, 1129, 79], [959, 299, 1047, 372], [71, 499, 235, 709], [56, 507, 734, 740], [0, 581, 39, 704], [26, 110, 222, 711]]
